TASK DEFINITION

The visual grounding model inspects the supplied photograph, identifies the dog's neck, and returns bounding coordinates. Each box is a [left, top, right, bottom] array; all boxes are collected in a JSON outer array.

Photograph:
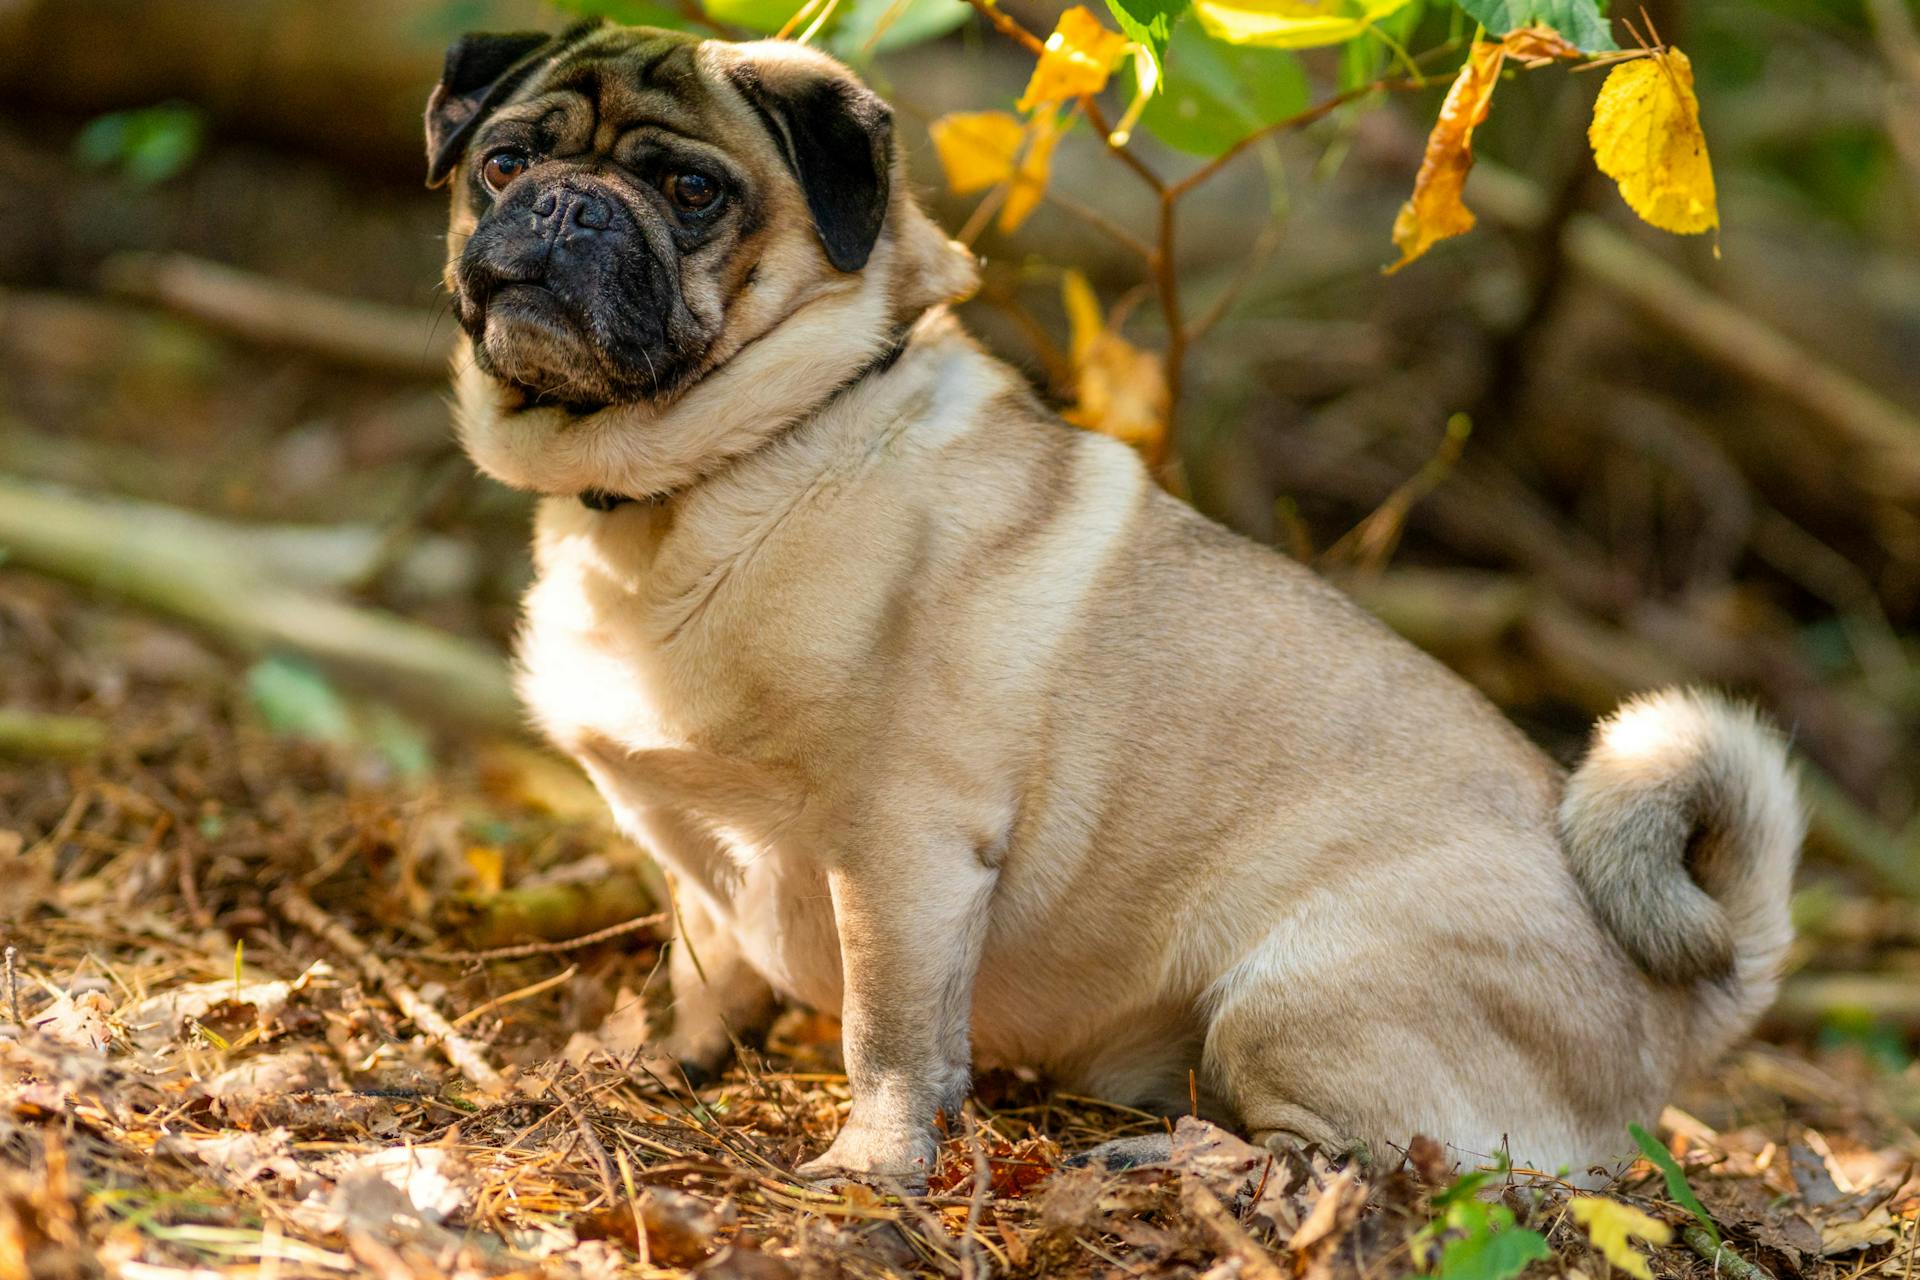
[[574, 309, 924, 513]]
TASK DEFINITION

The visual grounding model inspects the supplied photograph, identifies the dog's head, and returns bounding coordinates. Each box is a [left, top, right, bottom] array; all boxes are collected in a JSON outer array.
[[429, 24, 977, 496]]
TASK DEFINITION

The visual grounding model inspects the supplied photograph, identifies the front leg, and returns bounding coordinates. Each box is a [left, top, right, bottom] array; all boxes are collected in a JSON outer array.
[[798, 824, 997, 1191], [573, 736, 786, 1080]]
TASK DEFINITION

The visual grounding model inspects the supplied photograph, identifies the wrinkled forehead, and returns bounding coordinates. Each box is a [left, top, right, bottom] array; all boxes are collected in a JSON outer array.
[[479, 28, 748, 157]]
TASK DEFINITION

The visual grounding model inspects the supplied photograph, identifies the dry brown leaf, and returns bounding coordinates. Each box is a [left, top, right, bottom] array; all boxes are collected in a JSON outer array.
[[1388, 28, 1582, 272], [1387, 41, 1505, 273], [27, 990, 115, 1053]]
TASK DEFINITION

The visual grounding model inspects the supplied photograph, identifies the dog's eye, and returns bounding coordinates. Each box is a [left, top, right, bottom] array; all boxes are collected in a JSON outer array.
[[664, 172, 721, 214], [482, 150, 531, 193]]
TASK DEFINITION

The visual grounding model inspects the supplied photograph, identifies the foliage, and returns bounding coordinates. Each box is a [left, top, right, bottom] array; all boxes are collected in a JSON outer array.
[[1627, 1123, 1721, 1247], [1568, 1197, 1672, 1280], [549, 0, 1727, 460], [74, 103, 205, 185], [1411, 1163, 1552, 1280]]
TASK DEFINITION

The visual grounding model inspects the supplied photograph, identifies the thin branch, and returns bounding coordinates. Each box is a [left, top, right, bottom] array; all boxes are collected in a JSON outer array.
[[271, 885, 511, 1095], [1044, 188, 1154, 259], [1166, 71, 1435, 202]]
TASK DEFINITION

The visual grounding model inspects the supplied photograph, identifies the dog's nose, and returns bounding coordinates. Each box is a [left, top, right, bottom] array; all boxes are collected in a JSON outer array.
[[532, 188, 614, 242]]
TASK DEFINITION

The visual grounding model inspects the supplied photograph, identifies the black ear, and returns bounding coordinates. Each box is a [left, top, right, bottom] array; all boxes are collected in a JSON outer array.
[[728, 64, 893, 273], [425, 30, 554, 188]]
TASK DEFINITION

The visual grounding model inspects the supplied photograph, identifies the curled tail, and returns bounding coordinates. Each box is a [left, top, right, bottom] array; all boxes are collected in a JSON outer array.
[[1559, 690, 1802, 1021]]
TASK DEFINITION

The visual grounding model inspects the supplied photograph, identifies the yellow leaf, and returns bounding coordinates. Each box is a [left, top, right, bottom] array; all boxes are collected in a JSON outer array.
[[1191, 0, 1411, 50], [929, 111, 1024, 195], [1588, 48, 1718, 235], [463, 844, 506, 895], [999, 106, 1065, 233], [1569, 1196, 1673, 1280], [1059, 270, 1169, 456], [1016, 6, 1130, 111], [1386, 40, 1505, 273]]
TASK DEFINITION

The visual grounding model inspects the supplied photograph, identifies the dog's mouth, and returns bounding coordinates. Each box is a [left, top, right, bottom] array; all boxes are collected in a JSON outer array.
[[472, 283, 617, 410]]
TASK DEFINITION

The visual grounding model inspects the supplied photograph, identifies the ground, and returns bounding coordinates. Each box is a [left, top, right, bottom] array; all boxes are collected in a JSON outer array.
[[3, 571, 1918, 1280]]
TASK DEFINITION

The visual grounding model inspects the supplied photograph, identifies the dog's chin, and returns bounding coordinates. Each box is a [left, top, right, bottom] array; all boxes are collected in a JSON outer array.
[[476, 285, 625, 410]]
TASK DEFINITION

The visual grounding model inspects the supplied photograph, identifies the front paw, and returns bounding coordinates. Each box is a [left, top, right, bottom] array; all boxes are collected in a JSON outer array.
[[796, 1121, 940, 1193]]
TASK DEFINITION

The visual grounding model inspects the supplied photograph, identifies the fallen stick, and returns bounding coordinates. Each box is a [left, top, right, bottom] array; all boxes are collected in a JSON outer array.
[[269, 885, 510, 1096], [1770, 972, 1920, 1031], [1472, 165, 1920, 496], [1683, 1225, 1775, 1280], [99, 252, 453, 381], [0, 475, 519, 734], [0, 707, 108, 760]]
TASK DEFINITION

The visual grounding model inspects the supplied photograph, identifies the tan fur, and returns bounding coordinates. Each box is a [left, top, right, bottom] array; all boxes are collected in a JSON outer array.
[[440, 31, 1802, 1187]]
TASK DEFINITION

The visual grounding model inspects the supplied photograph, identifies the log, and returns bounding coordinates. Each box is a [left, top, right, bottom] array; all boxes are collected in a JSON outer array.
[[99, 252, 453, 380], [1471, 164, 1920, 497], [0, 474, 519, 733]]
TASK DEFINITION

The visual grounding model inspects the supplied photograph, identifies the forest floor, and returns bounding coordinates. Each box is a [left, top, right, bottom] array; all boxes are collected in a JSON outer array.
[[4, 573, 1920, 1280]]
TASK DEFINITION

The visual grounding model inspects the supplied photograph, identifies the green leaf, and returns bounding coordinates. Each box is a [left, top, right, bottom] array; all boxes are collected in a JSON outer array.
[[1130, 12, 1308, 155], [1106, 0, 1189, 81], [247, 657, 352, 745], [1628, 1123, 1720, 1248], [1449, 0, 1616, 50], [74, 104, 205, 185], [829, 0, 970, 58], [1438, 1205, 1551, 1280]]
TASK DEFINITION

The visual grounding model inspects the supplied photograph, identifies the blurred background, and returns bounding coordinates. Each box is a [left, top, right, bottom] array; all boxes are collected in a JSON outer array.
[[2, 0, 1919, 1122]]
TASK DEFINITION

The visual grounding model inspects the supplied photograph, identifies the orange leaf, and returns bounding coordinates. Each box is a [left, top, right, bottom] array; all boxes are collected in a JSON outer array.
[[928, 111, 1024, 194], [999, 106, 1065, 232], [1059, 270, 1169, 455], [1016, 6, 1130, 112], [1385, 40, 1506, 273]]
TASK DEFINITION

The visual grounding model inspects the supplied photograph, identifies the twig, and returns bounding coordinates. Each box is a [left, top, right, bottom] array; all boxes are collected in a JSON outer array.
[[1470, 165, 1920, 496], [959, 1103, 993, 1280], [553, 1068, 620, 1203], [4, 947, 19, 1026], [405, 912, 667, 963], [0, 708, 108, 761], [1164, 68, 1437, 203], [0, 476, 520, 733], [99, 252, 452, 380], [1684, 1225, 1775, 1280], [449, 963, 578, 1029], [269, 885, 510, 1095]]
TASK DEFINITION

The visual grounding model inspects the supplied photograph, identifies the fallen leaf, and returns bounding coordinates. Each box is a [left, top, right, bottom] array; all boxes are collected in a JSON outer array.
[[1587, 48, 1718, 235], [122, 965, 326, 1052], [159, 1129, 307, 1189], [1387, 41, 1505, 273], [1818, 1203, 1899, 1255], [1569, 1196, 1672, 1280], [1059, 270, 1170, 455], [28, 991, 115, 1053], [581, 1188, 733, 1266], [1192, 0, 1412, 50], [928, 111, 1024, 195], [1016, 7, 1131, 111], [1166, 1116, 1298, 1231]]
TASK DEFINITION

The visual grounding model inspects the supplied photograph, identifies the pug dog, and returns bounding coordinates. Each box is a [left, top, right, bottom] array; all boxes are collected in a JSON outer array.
[[428, 20, 1801, 1188]]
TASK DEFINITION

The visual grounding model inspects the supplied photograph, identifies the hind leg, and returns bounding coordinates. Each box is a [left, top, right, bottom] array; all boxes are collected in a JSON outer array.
[[1202, 926, 1609, 1173]]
